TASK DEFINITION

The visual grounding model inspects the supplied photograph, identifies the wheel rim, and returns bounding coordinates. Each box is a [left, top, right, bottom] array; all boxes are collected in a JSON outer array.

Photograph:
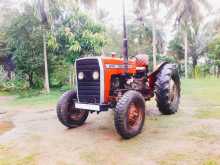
[[169, 78, 178, 104], [69, 105, 86, 121], [127, 103, 143, 129]]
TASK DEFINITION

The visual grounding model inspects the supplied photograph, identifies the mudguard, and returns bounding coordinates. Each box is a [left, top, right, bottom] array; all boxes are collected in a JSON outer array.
[[148, 62, 170, 90]]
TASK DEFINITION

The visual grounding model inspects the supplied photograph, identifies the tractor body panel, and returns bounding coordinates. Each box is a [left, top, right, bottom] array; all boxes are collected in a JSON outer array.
[[75, 56, 137, 105], [75, 55, 159, 112], [101, 56, 136, 103]]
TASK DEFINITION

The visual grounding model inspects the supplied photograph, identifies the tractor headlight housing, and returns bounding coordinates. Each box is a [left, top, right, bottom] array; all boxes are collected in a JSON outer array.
[[78, 72, 84, 80], [92, 71, 99, 80]]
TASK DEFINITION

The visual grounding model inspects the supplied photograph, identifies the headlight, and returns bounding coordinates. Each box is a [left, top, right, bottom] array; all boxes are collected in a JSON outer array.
[[92, 71, 99, 80], [78, 72, 84, 80]]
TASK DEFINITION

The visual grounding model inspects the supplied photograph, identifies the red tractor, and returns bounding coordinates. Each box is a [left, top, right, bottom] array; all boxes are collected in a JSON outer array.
[[56, 3, 181, 139]]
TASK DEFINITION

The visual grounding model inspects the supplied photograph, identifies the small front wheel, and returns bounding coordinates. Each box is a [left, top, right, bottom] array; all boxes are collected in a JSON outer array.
[[57, 90, 89, 128], [114, 91, 145, 139]]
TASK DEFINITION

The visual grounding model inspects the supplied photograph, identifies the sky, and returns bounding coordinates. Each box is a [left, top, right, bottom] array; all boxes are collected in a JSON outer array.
[[97, 0, 220, 28], [1, 0, 220, 26], [96, 0, 220, 45], [97, 0, 134, 26], [99, 0, 220, 53], [1, 0, 220, 43], [1, 0, 219, 50]]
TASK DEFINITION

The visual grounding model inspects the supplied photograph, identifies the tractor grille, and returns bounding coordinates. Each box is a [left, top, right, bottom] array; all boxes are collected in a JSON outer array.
[[76, 58, 100, 104]]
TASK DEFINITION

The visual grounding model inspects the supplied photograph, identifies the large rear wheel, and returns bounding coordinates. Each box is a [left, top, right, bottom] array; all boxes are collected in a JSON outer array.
[[114, 91, 145, 139], [155, 64, 181, 115], [57, 90, 89, 128]]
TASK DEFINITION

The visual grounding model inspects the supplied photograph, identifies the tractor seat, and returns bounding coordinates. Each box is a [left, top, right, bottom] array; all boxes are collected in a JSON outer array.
[[135, 54, 149, 70]]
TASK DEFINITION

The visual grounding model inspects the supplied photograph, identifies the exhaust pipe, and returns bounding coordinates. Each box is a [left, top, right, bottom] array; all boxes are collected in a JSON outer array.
[[122, 0, 128, 73]]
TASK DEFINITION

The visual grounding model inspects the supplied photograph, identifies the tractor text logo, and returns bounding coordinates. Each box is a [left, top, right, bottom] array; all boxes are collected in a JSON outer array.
[[105, 64, 132, 69]]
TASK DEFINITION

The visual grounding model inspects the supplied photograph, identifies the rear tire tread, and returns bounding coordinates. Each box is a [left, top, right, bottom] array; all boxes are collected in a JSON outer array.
[[155, 64, 181, 115]]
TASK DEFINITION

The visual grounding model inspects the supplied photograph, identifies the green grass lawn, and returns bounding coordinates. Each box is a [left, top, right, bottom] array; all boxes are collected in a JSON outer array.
[[0, 89, 62, 110], [181, 78, 220, 120], [182, 78, 220, 105]]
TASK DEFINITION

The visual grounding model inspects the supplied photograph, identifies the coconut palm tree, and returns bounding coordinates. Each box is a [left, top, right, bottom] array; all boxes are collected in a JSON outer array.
[[81, 0, 97, 10], [167, 0, 211, 78], [36, 0, 72, 92], [37, 0, 50, 93], [133, 0, 170, 69]]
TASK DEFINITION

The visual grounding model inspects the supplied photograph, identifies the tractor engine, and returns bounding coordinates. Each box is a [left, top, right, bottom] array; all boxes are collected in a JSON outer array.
[[109, 54, 151, 100]]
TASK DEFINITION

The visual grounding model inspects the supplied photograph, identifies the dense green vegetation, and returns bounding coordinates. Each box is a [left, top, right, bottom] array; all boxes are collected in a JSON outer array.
[[0, 1, 106, 91], [208, 35, 220, 77]]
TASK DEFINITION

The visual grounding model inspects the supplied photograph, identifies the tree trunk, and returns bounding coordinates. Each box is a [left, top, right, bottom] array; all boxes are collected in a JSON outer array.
[[178, 63, 181, 76], [7, 71, 11, 80], [43, 29, 50, 93], [29, 72, 34, 88], [213, 65, 217, 77], [69, 64, 74, 88], [192, 57, 197, 70], [150, 0, 157, 70], [184, 31, 188, 79], [218, 65, 220, 78], [192, 56, 197, 79], [76, 0, 81, 9]]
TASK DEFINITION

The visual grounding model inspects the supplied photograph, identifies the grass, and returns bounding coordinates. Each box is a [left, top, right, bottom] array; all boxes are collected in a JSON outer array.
[[80, 150, 115, 165], [12, 90, 61, 108], [80, 151, 100, 165], [182, 78, 220, 105], [0, 154, 36, 165], [182, 78, 220, 120], [159, 153, 191, 165], [187, 125, 217, 140], [0, 91, 12, 96], [159, 153, 220, 165], [202, 159, 219, 165], [0, 89, 62, 109], [194, 107, 220, 119], [146, 112, 187, 129], [0, 145, 37, 165]]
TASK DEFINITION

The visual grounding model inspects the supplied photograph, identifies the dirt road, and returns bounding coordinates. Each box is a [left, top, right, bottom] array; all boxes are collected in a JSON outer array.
[[0, 82, 220, 165]]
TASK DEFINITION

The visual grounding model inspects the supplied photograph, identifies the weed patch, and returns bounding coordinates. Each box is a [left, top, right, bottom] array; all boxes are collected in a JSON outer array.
[[187, 125, 218, 141], [0, 145, 37, 165], [194, 107, 220, 119]]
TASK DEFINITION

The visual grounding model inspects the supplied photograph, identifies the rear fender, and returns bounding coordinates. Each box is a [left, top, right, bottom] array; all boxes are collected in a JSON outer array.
[[148, 62, 169, 90]]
